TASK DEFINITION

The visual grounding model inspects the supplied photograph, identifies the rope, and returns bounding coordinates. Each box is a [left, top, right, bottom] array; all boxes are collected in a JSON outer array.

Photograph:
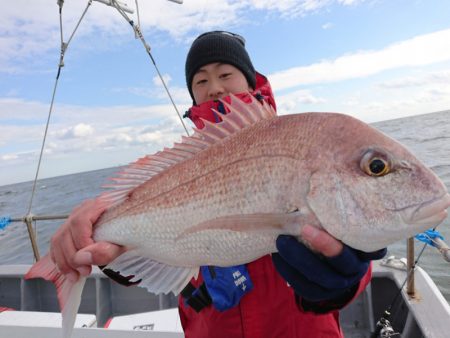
[[135, 0, 141, 38], [111, 0, 190, 136], [27, 0, 188, 216], [12, 0, 187, 249], [415, 229, 444, 247], [415, 228, 450, 262], [21, 0, 93, 260], [26, 0, 93, 216], [0, 217, 11, 230]]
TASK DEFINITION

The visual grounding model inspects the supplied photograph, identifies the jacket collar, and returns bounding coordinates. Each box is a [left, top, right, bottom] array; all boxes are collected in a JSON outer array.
[[185, 72, 277, 129]]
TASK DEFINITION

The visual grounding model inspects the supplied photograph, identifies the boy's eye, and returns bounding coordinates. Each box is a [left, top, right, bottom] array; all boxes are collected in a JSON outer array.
[[195, 79, 207, 85], [220, 72, 232, 79]]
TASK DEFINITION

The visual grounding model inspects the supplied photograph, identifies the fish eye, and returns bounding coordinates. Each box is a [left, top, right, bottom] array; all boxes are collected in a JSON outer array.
[[360, 151, 391, 177], [369, 158, 389, 176]]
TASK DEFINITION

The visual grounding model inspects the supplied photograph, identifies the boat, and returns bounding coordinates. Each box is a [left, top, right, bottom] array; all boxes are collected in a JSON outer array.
[[1, 254, 449, 337]]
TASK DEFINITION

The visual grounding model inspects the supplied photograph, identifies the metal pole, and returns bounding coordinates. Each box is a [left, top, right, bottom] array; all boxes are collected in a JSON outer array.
[[25, 215, 41, 261], [10, 214, 69, 223], [406, 237, 415, 296], [11, 214, 69, 262]]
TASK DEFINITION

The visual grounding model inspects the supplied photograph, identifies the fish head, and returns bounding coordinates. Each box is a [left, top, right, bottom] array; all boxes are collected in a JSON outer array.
[[305, 113, 450, 252]]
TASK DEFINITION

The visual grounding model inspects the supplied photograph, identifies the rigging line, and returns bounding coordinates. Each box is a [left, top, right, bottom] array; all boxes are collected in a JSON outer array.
[[135, 0, 141, 34], [111, 0, 190, 136], [66, 0, 94, 50], [59, 3, 64, 48], [26, 1, 93, 215]]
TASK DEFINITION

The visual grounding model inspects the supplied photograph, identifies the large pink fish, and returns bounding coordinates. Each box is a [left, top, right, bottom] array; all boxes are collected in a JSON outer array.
[[27, 95, 450, 337]]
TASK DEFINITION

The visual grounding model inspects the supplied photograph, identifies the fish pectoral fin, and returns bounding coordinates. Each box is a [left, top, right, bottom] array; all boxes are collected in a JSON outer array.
[[178, 211, 308, 240], [105, 251, 198, 296]]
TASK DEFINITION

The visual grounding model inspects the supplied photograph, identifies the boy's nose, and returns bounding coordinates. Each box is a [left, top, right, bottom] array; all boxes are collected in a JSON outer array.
[[208, 81, 224, 100]]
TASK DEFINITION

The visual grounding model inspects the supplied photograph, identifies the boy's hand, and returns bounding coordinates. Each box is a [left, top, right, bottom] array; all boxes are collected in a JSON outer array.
[[50, 199, 124, 281]]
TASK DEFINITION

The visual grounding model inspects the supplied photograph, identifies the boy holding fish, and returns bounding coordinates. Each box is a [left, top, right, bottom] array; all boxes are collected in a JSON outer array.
[[49, 31, 387, 337]]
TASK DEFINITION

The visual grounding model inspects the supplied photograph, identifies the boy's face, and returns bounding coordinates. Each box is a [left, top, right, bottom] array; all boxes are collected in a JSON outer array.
[[192, 62, 252, 105]]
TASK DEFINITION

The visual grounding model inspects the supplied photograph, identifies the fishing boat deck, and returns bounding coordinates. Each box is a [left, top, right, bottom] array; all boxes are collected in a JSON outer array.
[[0, 259, 449, 337]]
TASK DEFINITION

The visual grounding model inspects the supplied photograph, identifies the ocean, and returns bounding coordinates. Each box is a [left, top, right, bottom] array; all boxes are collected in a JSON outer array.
[[0, 110, 449, 303]]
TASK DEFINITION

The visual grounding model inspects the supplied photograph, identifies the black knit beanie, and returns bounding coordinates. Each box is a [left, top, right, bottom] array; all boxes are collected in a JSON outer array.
[[185, 31, 256, 104]]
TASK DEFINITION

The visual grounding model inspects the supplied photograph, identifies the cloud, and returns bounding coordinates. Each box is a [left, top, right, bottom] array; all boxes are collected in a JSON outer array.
[[1, 154, 18, 161], [56, 123, 95, 139], [269, 29, 450, 91], [379, 70, 450, 89], [112, 80, 190, 103], [0, 0, 371, 74], [0, 0, 244, 73], [247, 0, 334, 18], [337, 0, 363, 5], [0, 97, 192, 174], [322, 69, 450, 122], [0, 98, 49, 121], [153, 74, 172, 87], [276, 89, 325, 114]]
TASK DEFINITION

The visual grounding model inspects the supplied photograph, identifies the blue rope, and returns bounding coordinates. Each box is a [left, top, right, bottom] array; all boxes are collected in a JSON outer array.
[[0, 217, 12, 230], [415, 229, 444, 247]]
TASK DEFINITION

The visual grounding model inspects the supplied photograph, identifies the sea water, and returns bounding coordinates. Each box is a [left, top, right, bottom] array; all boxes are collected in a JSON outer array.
[[0, 110, 449, 303]]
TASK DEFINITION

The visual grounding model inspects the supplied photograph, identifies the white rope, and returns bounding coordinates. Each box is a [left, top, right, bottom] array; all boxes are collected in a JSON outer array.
[[111, 0, 190, 136], [27, 0, 188, 216], [26, 1, 93, 215], [135, 0, 141, 38]]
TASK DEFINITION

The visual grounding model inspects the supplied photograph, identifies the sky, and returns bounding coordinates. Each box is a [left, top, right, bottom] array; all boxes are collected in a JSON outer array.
[[1, 0, 450, 186]]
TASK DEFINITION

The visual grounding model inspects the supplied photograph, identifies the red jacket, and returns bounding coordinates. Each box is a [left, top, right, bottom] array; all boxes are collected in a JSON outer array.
[[179, 256, 372, 338], [185, 72, 276, 129], [179, 73, 372, 338]]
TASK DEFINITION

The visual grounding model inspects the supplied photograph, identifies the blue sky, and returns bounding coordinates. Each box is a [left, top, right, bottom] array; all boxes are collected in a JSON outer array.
[[1, 0, 450, 186]]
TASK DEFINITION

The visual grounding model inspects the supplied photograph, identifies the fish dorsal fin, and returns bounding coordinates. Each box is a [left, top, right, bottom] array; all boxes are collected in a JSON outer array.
[[99, 93, 276, 207]]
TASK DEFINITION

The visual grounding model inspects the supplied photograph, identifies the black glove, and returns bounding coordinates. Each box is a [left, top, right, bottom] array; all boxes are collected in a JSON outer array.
[[272, 235, 386, 303]]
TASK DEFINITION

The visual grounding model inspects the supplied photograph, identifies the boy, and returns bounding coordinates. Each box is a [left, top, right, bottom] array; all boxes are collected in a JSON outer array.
[[50, 31, 386, 338]]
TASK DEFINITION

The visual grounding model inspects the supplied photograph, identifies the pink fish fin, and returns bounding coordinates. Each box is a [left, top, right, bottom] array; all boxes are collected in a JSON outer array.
[[177, 211, 307, 241], [25, 255, 87, 338], [194, 93, 277, 142], [98, 93, 275, 208], [220, 93, 277, 127], [99, 138, 210, 208], [105, 250, 198, 296], [98, 152, 182, 207]]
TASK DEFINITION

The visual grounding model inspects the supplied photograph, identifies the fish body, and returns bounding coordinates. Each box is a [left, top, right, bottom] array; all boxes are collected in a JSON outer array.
[[26, 95, 450, 337], [95, 103, 449, 267]]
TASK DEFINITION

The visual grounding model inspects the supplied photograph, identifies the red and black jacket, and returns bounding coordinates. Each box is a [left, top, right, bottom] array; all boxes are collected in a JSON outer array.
[[179, 72, 372, 338]]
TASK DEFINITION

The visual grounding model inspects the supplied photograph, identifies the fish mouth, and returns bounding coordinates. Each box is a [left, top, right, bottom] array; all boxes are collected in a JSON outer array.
[[401, 193, 450, 225]]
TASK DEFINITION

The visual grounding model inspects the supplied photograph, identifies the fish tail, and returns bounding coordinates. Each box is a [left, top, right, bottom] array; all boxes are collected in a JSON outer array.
[[25, 255, 87, 338]]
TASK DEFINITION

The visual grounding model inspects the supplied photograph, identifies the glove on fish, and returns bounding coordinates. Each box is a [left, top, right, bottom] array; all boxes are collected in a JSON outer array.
[[272, 235, 386, 303]]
